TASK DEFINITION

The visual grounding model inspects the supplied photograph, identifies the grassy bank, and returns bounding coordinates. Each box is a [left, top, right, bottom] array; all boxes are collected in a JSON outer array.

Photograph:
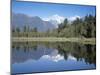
[[12, 37, 96, 44]]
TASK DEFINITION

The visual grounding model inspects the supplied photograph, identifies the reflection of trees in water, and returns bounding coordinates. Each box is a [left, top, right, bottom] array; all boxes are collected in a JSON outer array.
[[12, 42, 38, 53], [84, 44, 96, 65], [12, 42, 96, 65], [12, 42, 55, 64], [56, 42, 96, 65]]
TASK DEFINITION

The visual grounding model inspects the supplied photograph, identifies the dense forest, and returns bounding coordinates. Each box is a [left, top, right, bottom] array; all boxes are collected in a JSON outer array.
[[12, 14, 96, 38]]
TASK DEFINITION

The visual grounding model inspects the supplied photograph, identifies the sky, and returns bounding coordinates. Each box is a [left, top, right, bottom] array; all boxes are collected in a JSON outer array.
[[12, 0, 96, 19]]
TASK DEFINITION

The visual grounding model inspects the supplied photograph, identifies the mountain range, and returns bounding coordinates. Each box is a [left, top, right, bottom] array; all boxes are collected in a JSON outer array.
[[11, 13, 58, 32]]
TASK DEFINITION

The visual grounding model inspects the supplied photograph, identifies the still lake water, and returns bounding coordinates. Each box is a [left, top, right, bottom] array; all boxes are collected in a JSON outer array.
[[11, 42, 96, 74]]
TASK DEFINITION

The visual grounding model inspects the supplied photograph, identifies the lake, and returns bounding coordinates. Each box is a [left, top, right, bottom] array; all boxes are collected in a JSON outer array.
[[11, 42, 96, 74]]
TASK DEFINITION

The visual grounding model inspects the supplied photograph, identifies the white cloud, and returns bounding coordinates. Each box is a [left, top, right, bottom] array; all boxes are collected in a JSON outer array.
[[68, 15, 81, 21]]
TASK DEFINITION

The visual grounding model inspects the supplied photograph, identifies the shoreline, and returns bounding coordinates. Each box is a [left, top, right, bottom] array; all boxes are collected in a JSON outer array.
[[12, 37, 96, 44]]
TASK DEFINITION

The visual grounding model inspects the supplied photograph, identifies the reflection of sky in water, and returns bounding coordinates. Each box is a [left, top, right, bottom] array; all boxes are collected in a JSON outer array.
[[12, 45, 95, 74]]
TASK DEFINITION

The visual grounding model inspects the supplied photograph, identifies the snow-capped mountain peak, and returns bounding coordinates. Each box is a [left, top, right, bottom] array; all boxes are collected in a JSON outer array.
[[50, 14, 65, 24], [43, 14, 65, 28]]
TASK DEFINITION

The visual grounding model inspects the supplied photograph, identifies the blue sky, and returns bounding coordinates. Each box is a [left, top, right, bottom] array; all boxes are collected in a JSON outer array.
[[12, 0, 96, 19]]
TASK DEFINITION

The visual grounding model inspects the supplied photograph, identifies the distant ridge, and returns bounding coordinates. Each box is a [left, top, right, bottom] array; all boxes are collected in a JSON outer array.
[[12, 13, 57, 32]]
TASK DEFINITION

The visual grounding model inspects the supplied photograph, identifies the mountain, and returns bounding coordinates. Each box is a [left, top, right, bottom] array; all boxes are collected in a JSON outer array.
[[43, 14, 65, 28], [11, 13, 56, 32]]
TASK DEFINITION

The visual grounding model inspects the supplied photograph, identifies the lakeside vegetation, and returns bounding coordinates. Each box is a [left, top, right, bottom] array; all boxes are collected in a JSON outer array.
[[12, 14, 96, 44]]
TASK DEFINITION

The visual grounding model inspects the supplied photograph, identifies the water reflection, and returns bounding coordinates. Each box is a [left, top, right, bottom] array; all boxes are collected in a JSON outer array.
[[12, 42, 96, 74]]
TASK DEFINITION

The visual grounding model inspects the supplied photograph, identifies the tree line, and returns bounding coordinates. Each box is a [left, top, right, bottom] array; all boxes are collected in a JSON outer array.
[[12, 14, 96, 38]]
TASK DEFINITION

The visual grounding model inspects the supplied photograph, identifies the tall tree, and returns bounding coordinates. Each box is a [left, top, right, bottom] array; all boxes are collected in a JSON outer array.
[[63, 18, 68, 28]]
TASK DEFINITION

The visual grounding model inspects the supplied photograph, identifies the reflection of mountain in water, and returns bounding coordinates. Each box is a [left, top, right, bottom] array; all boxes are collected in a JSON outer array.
[[12, 42, 96, 65]]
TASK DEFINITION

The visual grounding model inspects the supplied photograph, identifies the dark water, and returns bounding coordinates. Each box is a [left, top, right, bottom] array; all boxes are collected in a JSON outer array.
[[11, 42, 96, 74]]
